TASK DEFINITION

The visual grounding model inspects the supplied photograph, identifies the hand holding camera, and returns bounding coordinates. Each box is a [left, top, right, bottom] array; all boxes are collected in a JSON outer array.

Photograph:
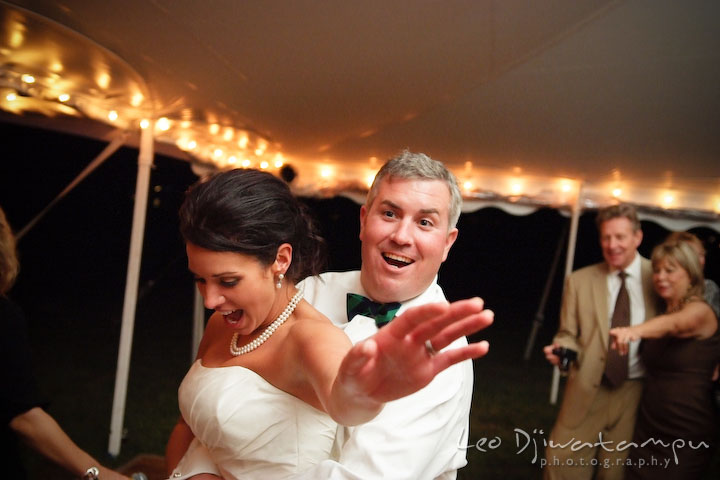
[[552, 347, 577, 373]]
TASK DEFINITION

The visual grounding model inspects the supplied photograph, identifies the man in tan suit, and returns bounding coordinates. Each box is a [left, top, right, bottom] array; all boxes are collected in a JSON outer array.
[[543, 204, 659, 480]]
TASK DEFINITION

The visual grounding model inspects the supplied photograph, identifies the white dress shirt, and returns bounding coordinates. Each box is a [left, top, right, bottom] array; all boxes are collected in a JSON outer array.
[[291, 271, 474, 480], [605, 252, 646, 379]]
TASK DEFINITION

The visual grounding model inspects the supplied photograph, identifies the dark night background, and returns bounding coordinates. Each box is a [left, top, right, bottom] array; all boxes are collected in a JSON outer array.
[[1, 118, 719, 476]]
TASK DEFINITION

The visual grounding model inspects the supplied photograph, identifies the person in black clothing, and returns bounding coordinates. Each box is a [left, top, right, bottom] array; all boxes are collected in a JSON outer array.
[[0, 206, 129, 480]]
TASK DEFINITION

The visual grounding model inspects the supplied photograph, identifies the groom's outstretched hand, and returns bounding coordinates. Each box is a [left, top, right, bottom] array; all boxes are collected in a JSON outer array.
[[338, 297, 492, 404]]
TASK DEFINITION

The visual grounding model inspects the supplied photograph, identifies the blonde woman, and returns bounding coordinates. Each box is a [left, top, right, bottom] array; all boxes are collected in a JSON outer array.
[[610, 240, 719, 479]]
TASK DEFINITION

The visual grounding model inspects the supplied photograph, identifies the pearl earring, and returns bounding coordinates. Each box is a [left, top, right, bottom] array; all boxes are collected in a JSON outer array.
[[276, 273, 284, 289]]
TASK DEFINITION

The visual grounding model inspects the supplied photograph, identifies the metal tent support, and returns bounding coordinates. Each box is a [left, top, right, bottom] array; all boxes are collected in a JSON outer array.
[[108, 126, 154, 456], [549, 183, 583, 405], [16, 130, 128, 241], [192, 288, 205, 362], [523, 221, 569, 361]]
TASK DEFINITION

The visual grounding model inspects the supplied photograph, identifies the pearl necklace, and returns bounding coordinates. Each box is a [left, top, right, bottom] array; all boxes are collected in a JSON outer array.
[[229, 288, 303, 356]]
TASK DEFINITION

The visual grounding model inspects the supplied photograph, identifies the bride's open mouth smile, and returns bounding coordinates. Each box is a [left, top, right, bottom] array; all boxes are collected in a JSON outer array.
[[222, 309, 245, 327]]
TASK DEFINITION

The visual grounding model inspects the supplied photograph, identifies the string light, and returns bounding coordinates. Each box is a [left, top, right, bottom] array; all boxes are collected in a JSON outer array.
[[9, 29, 23, 48], [661, 192, 675, 208], [273, 154, 284, 168], [510, 180, 523, 196], [255, 140, 267, 156], [130, 93, 144, 107], [96, 72, 110, 89], [108, 110, 118, 121], [320, 166, 333, 179], [610, 171, 624, 199], [156, 117, 171, 131]]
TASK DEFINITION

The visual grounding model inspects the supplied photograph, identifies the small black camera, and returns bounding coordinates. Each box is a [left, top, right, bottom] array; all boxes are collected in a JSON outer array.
[[552, 347, 577, 372]]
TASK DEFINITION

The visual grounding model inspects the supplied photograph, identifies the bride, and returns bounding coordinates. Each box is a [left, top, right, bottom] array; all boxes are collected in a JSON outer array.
[[164, 169, 491, 479]]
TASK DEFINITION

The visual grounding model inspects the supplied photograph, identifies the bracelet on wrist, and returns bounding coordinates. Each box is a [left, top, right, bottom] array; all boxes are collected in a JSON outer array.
[[83, 466, 100, 480]]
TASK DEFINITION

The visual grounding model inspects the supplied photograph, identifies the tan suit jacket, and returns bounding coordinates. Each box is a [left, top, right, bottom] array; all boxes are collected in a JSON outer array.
[[553, 256, 658, 429]]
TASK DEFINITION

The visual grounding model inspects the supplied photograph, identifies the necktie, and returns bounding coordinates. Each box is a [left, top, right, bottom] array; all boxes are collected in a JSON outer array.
[[346, 293, 401, 327], [604, 271, 630, 387]]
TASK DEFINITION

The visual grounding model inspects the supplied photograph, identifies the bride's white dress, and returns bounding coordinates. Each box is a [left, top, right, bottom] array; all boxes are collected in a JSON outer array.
[[175, 360, 337, 480]]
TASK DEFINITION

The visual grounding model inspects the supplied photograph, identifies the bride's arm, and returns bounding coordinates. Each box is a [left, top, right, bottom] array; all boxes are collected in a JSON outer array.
[[165, 321, 220, 476], [293, 307, 383, 426], [164, 417, 222, 480], [165, 416, 196, 474]]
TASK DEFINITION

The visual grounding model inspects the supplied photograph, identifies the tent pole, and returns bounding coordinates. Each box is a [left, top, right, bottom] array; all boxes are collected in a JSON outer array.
[[523, 221, 568, 361], [563, 183, 583, 280], [192, 288, 205, 362], [550, 182, 583, 405], [16, 130, 128, 241], [108, 125, 154, 456]]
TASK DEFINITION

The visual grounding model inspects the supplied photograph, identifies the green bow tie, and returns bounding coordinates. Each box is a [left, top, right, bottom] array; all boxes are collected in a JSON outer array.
[[346, 293, 401, 327]]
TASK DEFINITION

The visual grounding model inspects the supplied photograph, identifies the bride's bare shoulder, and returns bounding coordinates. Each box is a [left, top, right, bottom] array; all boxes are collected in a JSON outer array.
[[287, 301, 350, 350]]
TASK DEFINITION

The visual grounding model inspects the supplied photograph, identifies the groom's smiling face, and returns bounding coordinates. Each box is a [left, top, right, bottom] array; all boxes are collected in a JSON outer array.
[[358, 176, 457, 304]]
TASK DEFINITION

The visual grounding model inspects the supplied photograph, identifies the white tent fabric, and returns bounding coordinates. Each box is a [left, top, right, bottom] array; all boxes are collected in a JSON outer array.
[[2, 0, 719, 198]]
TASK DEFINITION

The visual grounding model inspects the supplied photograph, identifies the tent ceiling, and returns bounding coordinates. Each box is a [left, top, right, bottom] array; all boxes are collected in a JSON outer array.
[[2, 0, 719, 209]]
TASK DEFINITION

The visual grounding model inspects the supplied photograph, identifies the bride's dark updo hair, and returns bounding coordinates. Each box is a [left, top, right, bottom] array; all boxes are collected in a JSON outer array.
[[179, 168, 326, 283]]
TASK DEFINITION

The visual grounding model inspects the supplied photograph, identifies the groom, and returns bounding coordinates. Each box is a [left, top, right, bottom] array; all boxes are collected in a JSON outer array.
[[293, 150, 488, 479]]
